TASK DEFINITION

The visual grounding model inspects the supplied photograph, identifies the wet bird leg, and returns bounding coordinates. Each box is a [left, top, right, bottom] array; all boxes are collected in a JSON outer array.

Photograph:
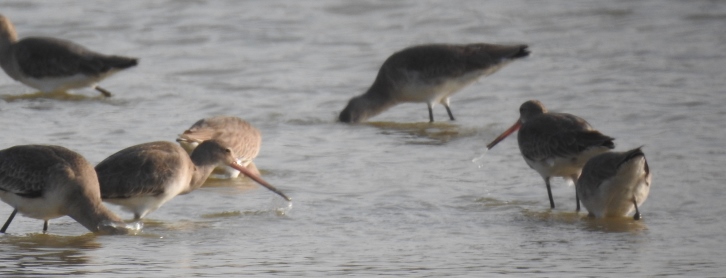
[[0, 209, 17, 233]]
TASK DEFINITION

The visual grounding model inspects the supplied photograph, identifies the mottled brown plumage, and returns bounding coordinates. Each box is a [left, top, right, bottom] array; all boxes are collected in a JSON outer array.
[[177, 116, 262, 178], [0, 145, 129, 234], [487, 100, 615, 210], [96, 140, 289, 220]]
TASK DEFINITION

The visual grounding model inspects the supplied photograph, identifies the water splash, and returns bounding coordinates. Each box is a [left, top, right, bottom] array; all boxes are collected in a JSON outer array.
[[98, 220, 143, 235], [124, 221, 144, 233], [471, 149, 489, 168], [275, 200, 293, 216]]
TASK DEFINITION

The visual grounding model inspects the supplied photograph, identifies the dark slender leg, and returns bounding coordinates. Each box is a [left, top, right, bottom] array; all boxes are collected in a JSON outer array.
[[545, 177, 555, 209], [575, 186, 581, 211], [134, 213, 141, 221], [632, 195, 641, 220], [571, 174, 581, 212], [1, 209, 18, 233], [443, 103, 456, 121], [427, 104, 435, 123], [95, 86, 113, 97], [43, 221, 49, 233]]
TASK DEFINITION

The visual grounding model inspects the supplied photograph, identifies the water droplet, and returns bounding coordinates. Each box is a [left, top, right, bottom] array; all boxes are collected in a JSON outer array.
[[276, 201, 293, 216], [471, 149, 488, 168]]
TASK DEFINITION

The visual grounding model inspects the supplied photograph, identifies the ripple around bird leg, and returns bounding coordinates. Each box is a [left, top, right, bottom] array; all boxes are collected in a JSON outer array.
[[367, 121, 465, 145], [580, 216, 648, 233]]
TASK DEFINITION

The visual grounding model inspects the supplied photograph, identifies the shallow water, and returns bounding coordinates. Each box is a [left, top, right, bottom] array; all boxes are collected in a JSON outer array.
[[1, 0, 725, 276]]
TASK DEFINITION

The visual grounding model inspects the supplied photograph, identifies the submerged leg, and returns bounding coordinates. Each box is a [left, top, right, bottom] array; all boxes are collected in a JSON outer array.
[[1, 209, 18, 233], [427, 103, 435, 123], [545, 177, 555, 209], [95, 86, 113, 97], [632, 195, 641, 220], [442, 98, 456, 121], [571, 174, 581, 212], [43, 221, 49, 233]]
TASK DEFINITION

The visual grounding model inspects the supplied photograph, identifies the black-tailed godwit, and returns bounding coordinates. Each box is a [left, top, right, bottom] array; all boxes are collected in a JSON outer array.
[[339, 43, 529, 123]]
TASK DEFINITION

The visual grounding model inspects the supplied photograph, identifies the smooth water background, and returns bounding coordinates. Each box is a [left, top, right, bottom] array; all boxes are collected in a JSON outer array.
[[1, 0, 725, 276]]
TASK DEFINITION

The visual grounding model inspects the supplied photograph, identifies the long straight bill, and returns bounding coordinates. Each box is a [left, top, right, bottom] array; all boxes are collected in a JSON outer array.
[[229, 163, 292, 201], [486, 120, 522, 150]]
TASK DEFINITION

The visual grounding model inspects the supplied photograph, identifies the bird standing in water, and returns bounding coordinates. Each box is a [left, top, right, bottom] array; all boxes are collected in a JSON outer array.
[[96, 140, 290, 220], [0, 145, 131, 234], [577, 147, 651, 220], [0, 14, 137, 97], [339, 43, 529, 123], [486, 100, 615, 210]]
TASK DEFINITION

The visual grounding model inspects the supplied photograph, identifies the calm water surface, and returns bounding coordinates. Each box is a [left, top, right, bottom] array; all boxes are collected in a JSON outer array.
[[0, 0, 725, 276]]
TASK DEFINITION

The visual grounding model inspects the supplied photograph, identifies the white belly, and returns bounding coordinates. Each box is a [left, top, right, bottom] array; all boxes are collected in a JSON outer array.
[[395, 70, 487, 105], [0, 190, 65, 221], [18, 70, 117, 93], [581, 158, 651, 218], [104, 175, 190, 219], [524, 147, 610, 180]]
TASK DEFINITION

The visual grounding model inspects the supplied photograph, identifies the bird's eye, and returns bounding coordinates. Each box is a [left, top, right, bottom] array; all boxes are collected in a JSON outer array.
[[225, 148, 232, 153]]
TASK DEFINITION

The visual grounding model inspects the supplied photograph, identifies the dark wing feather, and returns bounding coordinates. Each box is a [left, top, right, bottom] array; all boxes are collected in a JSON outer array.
[[462, 43, 529, 71], [382, 43, 529, 84], [519, 113, 614, 161], [0, 145, 69, 198], [578, 152, 619, 191], [382, 44, 468, 81], [14, 37, 137, 78], [96, 142, 181, 199], [581, 148, 647, 192]]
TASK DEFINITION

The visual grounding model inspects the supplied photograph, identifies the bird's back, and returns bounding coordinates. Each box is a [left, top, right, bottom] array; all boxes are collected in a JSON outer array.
[[178, 116, 261, 161], [13, 37, 137, 78], [0, 145, 94, 196], [382, 43, 529, 80], [96, 141, 189, 199], [518, 112, 614, 161]]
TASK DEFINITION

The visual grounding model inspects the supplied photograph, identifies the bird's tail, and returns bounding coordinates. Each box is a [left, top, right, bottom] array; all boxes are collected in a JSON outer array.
[[105, 56, 138, 69]]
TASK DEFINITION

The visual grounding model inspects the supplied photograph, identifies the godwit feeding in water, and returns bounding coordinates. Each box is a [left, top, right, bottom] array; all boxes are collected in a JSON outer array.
[[0, 14, 137, 97], [486, 100, 615, 210], [0, 145, 131, 234], [177, 116, 262, 179], [577, 147, 651, 220], [96, 140, 290, 220], [338, 43, 529, 123]]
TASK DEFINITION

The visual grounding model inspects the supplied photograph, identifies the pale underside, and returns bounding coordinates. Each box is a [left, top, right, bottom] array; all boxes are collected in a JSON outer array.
[[18, 70, 118, 93], [0, 188, 65, 221], [580, 158, 650, 218], [524, 146, 610, 180], [393, 64, 508, 107], [103, 170, 191, 219]]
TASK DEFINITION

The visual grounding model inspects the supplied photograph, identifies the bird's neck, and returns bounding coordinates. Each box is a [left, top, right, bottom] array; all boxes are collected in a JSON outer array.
[[351, 83, 399, 121], [0, 23, 16, 60], [64, 189, 129, 234], [188, 153, 219, 192]]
